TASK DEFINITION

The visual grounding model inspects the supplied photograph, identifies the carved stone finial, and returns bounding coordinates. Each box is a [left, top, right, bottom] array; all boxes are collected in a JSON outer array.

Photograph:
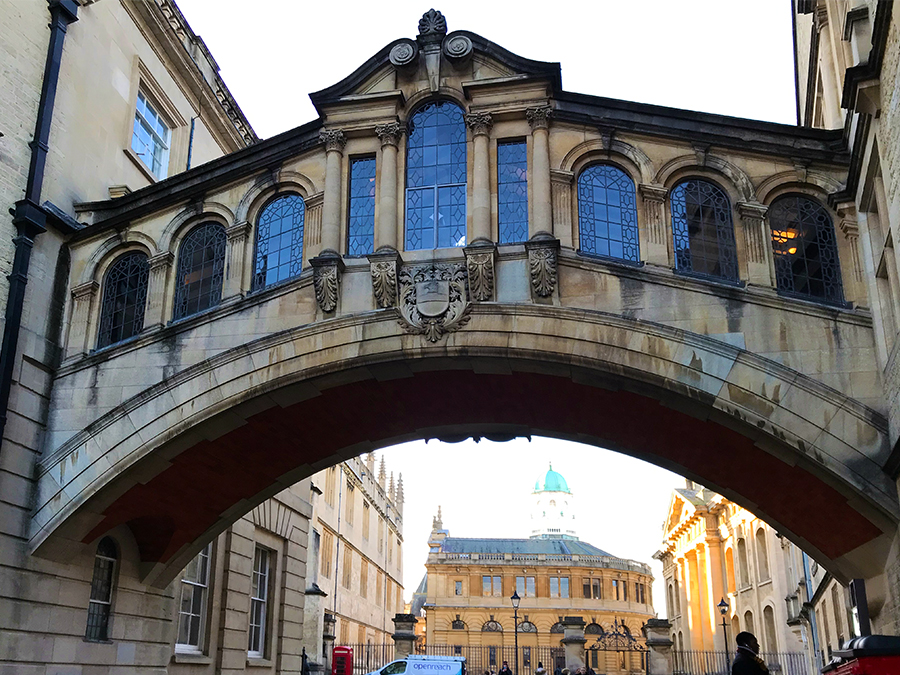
[[319, 129, 346, 153], [464, 112, 493, 137], [526, 106, 553, 131], [417, 9, 447, 44], [376, 122, 404, 148]]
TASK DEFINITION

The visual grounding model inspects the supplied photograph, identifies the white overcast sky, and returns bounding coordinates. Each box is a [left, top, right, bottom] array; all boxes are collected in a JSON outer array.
[[174, 0, 799, 612]]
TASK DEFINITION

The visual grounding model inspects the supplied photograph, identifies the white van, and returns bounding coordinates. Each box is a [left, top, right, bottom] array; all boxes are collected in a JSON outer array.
[[370, 655, 466, 675]]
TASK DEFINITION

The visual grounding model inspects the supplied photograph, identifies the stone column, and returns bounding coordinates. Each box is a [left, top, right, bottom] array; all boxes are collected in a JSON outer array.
[[66, 280, 99, 358], [465, 111, 493, 244], [392, 613, 418, 659], [561, 616, 586, 673], [319, 129, 346, 256], [375, 122, 403, 252], [837, 202, 867, 307], [638, 184, 669, 266], [737, 201, 773, 287], [526, 106, 553, 240], [224, 220, 251, 299], [144, 251, 174, 330], [642, 619, 673, 675]]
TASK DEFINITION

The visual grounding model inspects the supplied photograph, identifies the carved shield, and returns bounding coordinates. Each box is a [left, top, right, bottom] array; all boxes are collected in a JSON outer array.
[[416, 279, 450, 317]]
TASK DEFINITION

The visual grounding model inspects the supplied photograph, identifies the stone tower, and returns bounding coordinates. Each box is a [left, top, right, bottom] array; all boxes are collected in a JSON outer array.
[[530, 463, 578, 540]]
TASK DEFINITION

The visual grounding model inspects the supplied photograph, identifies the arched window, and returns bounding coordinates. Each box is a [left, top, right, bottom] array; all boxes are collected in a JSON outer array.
[[451, 615, 467, 630], [405, 101, 467, 250], [173, 222, 226, 320], [769, 194, 843, 303], [671, 178, 738, 280], [97, 251, 149, 349], [253, 194, 306, 289], [585, 621, 603, 635], [550, 622, 565, 634], [518, 621, 538, 633], [577, 164, 639, 261], [737, 538, 750, 587], [482, 619, 503, 632], [763, 605, 778, 653], [668, 584, 675, 617], [743, 610, 754, 635], [85, 537, 117, 641], [756, 528, 770, 582]]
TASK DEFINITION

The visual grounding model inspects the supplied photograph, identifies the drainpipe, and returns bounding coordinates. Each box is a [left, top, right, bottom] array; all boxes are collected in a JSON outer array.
[[0, 0, 78, 442]]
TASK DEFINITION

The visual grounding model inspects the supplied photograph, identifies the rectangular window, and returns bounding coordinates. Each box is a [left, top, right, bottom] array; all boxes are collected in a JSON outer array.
[[493, 576, 502, 597], [592, 578, 601, 599], [340, 621, 349, 645], [85, 545, 117, 641], [342, 549, 353, 590], [550, 576, 570, 598], [325, 467, 336, 507], [386, 579, 393, 612], [489, 646, 497, 667], [360, 559, 368, 599], [497, 140, 528, 243], [248, 546, 271, 658], [483, 575, 502, 596], [321, 530, 334, 578], [516, 576, 535, 597], [523, 647, 532, 668], [591, 651, 599, 669], [378, 517, 384, 553], [131, 91, 170, 180], [358, 625, 366, 644], [396, 585, 402, 611], [551, 577, 559, 597], [363, 501, 370, 540], [455, 580, 463, 596], [177, 544, 211, 652], [623, 581, 628, 602], [612, 579, 620, 601], [454, 646, 462, 656], [349, 158, 376, 255], [583, 577, 591, 599], [345, 483, 355, 525]]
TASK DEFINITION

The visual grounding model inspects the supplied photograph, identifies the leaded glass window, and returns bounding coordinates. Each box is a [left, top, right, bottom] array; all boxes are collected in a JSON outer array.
[[577, 165, 639, 261], [85, 537, 117, 641], [97, 252, 149, 349], [498, 140, 528, 243], [176, 544, 211, 652], [349, 158, 376, 256], [131, 92, 170, 180], [769, 195, 843, 304], [173, 223, 226, 320], [671, 179, 738, 281], [405, 102, 467, 250], [253, 195, 305, 289]]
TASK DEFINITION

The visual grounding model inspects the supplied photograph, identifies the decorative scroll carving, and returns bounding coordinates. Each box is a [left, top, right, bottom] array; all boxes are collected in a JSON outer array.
[[464, 112, 493, 137], [526, 106, 553, 131], [398, 262, 471, 342], [319, 129, 346, 153], [389, 39, 419, 68], [376, 122, 404, 148], [464, 244, 496, 302], [417, 9, 447, 42], [368, 249, 401, 308], [310, 255, 344, 313], [442, 33, 473, 63], [525, 238, 560, 298]]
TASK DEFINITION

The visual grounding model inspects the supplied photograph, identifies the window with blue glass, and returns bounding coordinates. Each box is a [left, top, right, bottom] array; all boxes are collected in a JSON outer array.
[[769, 194, 843, 304], [498, 141, 528, 243], [253, 195, 305, 290], [577, 165, 639, 261], [405, 101, 467, 250], [348, 158, 376, 255], [670, 179, 738, 281]]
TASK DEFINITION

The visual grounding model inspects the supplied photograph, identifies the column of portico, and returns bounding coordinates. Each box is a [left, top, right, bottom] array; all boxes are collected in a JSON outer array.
[[737, 201, 774, 287], [144, 251, 174, 330], [319, 129, 346, 256], [465, 112, 493, 244], [704, 536, 728, 652], [375, 123, 403, 252], [526, 106, 553, 240]]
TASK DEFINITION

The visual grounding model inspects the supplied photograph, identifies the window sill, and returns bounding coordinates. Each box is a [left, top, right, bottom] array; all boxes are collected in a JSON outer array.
[[124, 147, 161, 184], [247, 656, 274, 668], [576, 249, 644, 268], [174, 652, 212, 664], [758, 578, 772, 587], [673, 267, 745, 288]]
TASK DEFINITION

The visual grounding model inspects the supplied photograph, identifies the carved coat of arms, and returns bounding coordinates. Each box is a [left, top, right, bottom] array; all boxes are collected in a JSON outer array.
[[398, 263, 471, 342]]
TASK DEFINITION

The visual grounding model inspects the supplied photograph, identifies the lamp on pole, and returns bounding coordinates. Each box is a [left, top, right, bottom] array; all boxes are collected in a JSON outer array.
[[511, 591, 521, 675], [718, 597, 731, 673]]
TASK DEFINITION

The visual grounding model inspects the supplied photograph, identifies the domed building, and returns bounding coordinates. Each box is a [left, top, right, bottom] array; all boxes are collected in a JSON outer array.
[[419, 466, 655, 675]]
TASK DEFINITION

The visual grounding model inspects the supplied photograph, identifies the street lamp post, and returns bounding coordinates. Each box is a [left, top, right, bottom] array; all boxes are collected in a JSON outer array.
[[718, 598, 731, 674], [511, 591, 521, 675]]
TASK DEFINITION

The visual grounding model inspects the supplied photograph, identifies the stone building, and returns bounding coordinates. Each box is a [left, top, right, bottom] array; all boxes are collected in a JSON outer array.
[[418, 467, 654, 674], [656, 481, 857, 672]]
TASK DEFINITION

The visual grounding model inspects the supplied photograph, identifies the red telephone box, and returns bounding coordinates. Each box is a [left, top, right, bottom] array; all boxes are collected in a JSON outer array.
[[825, 636, 900, 675], [333, 646, 353, 675]]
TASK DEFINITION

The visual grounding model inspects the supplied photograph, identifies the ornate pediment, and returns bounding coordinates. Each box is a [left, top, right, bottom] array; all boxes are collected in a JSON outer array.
[[309, 9, 561, 114]]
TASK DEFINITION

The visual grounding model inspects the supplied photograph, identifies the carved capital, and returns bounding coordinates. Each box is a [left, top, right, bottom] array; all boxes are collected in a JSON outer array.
[[550, 169, 575, 186], [319, 129, 346, 154], [148, 251, 175, 271], [225, 220, 252, 242], [525, 237, 560, 298], [638, 184, 668, 203], [71, 280, 99, 300], [464, 243, 496, 302], [526, 106, 553, 131], [309, 254, 345, 313], [367, 249, 401, 308], [376, 122, 404, 148], [737, 201, 769, 222], [840, 219, 860, 239], [465, 112, 493, 137]]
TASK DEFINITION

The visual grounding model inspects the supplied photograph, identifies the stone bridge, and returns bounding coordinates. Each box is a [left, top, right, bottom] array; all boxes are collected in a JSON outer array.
[[34, 12, 897, 604]]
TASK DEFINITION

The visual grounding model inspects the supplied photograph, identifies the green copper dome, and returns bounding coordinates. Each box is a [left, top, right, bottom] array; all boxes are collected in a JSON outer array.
[[537, 463, 570, 493]]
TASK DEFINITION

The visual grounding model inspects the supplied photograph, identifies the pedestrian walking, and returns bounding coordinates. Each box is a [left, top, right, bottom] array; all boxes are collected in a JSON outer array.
[[732, 631, 769, 674]]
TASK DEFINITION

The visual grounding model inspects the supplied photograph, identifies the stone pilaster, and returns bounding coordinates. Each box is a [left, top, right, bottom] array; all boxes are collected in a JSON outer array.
[[465, 112, 493, 244], [66, 280, 99, 358], [838, 202, 867, 307], [319, 129, 346, 255], [304, 192, 324, 262], [527, 106, 553, 240], [643, 618, 674, 675], [375, 123, 403, 252], [551, 169, 575, 249], [224, 220, 251, 299], [638, 183, 669, 266], [392, 613, 418, 659], [561, 616, 586, 673], [737, 201, 773, 287], [145, 251, 174, 330]]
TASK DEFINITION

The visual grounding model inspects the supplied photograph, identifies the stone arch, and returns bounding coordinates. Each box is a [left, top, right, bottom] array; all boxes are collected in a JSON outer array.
[[32, 306, 896, 588], [158, 200, 235, 256], [562, 138, 654, 185], [756, 169, 844, 205], [81, 234, 156, 286], [655, 153, 755, 202], [234, 170, 317, 225], [402, 88, 469, 120]]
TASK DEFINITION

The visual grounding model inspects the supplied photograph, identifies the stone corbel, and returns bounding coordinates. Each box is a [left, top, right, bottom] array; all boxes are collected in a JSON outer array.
[[464, 242, 497, 302], [525, 236, 560, 298], [145, 251, 174, 329], [67, 280, 100, 358], [367, 248, 401, 309], [309, 253, 345, 314]]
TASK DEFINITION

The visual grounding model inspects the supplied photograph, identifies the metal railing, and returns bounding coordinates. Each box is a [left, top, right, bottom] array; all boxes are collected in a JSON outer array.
[[340, 644, 566, 675], [673, 650, 813, 675], [343, 644, 395, 675]]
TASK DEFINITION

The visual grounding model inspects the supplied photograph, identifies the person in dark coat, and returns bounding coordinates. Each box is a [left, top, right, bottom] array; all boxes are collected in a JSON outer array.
[[732, 631, 768, 674], [498, 661, 513, 675]]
